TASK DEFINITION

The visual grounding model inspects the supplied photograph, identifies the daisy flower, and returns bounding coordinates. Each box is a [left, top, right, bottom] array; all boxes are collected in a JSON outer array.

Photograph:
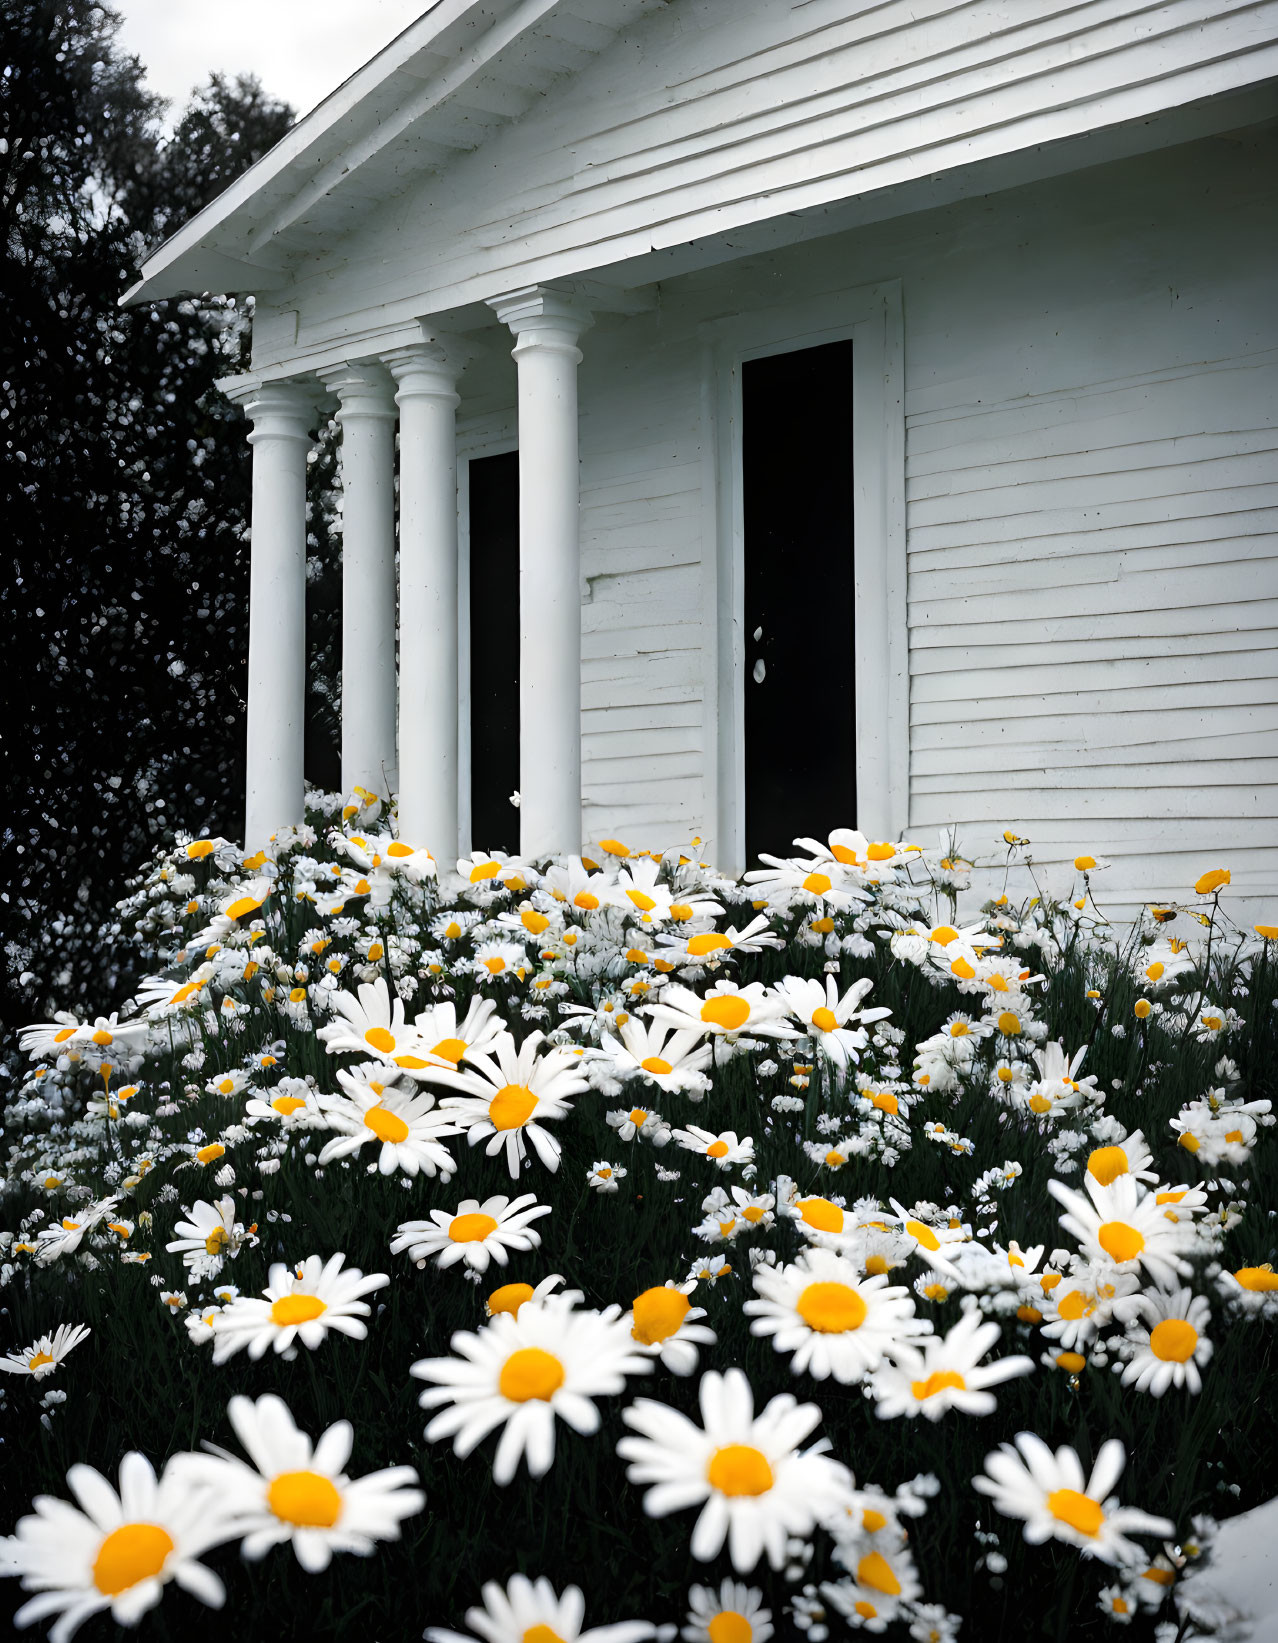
[[1, 1451, 229, 1641], [437, 1030, 588, 1178], [0, 1323, 91, 1381], [316, 1070, 460, 1179], [593, 1018, 712, 1095], [742, 854, 865, 911], [973, 1433, 1174, 1564], [772, 975, 891, 1072], [868, 1309, 1034, 1420], [626, 1281, 717, 1375], [164, 1195, 246, 1280], [647, 980, 798, 1043], [654, 914, 786, 967], [618, 1366, 853, 1572], [1084, 1130, 1157, 1188], [471, 940, 529, 982], [1112, 1286, 1213, 1396], [33, 1196, 121, 1265], [210, 1253, 388, 1365], [607, 1105, 673, 1145], [1038, 1266, 1140, 1351], [390, 1195, 551, 1273], [1047, 1175, 1195, 1286], [744, 1248, 929, 1383], [821, 1545, 923, 1632], [316, 977, 430, 1068], [587, 1160, 626, 1192], [683, 1578, 773, 1642], [172, 1393, 423, 1571], [424, 1572, 658, 1643], [671, 1126, 755, 1171], [410, 995, 507, 1076], [412, 1290, 652, 1485]]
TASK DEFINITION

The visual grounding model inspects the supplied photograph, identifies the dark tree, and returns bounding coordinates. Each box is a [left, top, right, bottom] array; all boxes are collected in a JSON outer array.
[[0, 3, 340, 1032]]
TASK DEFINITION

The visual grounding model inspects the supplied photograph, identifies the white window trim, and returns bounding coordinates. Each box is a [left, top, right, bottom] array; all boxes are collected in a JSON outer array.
[[701, 278, 907, 870], [455, 409, 517, 855]]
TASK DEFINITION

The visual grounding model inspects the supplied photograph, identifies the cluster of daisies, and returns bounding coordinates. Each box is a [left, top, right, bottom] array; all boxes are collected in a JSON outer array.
[[2, 790, 1275, 1642]]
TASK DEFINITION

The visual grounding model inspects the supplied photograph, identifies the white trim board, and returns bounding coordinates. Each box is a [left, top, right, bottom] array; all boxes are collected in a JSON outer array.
[[702, 278, 907, 870]]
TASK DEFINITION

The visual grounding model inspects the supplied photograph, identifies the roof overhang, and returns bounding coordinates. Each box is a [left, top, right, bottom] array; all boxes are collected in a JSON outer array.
[[122, 0, 665, 307]]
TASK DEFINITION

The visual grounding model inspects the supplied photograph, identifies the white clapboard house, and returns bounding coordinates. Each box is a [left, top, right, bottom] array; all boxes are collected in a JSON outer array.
[[125, 0, 1278, 914]]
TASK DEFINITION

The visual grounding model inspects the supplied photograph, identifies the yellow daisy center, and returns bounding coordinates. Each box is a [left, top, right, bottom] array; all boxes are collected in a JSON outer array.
[[490, 1084, 538, 1130], [1098, 1222, 1145, 1263], [811, 1006, 838, 1033], [802, 872, 832, 895], [1150, 1319, 1198, 1362], [1234, 1265, 1278, 1291], [797, 1281, 866, 1333], [268, 1469, 342, 1528], [707, 1444, 773, 1497], [707, 1614, 753, 1643], [1087, 1146, 1129, 1186], [798, 1196, 844, 1234], [364, 1104, 410, 1144], [449, 1213, 499, 1243], [521, 909, 550, 934], [911, 1369, 966, 1400], [858, 1550, 902, 1595], [701, 996, 750, 1030], [470, 862, 501, 882], [640, 1057, 673, 1076], [364, 1027, 396, 1053], [1048, 1488, 1104, 1537], [270, 1293, 327, 1327], [272, 1094, 305, 1116], [204, 1226, 230, 1257], [27, 1351, 55, 1372], [499, 1347, 564, 1402], [688, 932, 732, 956], [488, 1282, 534, 1317], [92, 1522, 175, 1596], [904, 1218, 941, 1251], [631, 1286, 691, 1344], [523, 1628, 568, 1643]]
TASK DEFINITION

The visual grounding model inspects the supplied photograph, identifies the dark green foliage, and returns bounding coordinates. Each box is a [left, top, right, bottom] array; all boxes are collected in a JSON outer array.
[[0, 1, 342, 1031]]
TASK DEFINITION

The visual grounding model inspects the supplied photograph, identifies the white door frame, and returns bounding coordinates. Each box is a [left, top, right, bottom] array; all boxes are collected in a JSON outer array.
[[701, 278, 907, 870], [455, 409, 517, 857]]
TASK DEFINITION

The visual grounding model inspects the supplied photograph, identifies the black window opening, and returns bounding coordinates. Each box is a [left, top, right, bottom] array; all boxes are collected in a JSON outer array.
[[468, 449, 520, 853], [742, 339, 856, 867]]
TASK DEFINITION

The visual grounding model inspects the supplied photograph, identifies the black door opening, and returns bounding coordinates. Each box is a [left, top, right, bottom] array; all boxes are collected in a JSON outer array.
[[742, 339, 856, 865], [468, 449, 520, 853]]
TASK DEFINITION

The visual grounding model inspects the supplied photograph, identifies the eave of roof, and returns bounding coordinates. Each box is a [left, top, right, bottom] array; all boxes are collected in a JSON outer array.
[[122, 0, 660, 306]]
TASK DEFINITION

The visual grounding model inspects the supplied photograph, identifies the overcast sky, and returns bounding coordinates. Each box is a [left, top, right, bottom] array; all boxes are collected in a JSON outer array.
[[113, 0, 432, 124]]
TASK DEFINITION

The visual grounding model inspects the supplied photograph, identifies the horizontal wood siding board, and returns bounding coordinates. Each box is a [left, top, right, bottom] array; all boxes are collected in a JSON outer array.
[[908, 537, 1278, 603], [907, 599, 1278, 649], [911, 675, 1278, 724], [908, 509, 1278, 576], [909, 626, 1278, 676], [909, 785, 1275, 822]]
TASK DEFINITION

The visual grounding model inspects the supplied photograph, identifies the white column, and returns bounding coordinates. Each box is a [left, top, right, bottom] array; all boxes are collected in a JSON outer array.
[[384, 341, 467, 858], [488, 286, 592, 859], [321, 363, 400, 802], [232, 380, 316, 852]]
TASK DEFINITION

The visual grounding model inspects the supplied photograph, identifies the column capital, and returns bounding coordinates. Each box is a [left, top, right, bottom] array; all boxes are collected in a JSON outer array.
[[319, 361, 399, 422], [224, 378, 320, 443], [487, 284, 593, 354], [384, 338, 469, 404]]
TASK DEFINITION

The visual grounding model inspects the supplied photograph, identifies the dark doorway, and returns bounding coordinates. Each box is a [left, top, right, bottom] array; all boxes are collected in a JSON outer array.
[[468, 449, 520, 852], [742, 339, 856, 865]]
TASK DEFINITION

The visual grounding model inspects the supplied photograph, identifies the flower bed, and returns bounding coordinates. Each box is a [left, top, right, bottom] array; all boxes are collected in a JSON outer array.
[[1, 797, 1275, 1642]]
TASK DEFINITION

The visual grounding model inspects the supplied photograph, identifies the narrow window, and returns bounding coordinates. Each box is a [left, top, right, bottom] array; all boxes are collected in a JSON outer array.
[[742, 340, 856, 864], [468, 449, 520, 852]]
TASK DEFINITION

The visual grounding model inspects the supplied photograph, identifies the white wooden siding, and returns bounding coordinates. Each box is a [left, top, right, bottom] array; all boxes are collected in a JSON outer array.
[[577, 322, 710, 839], [550, 121, 1278, 909], [265, 0, 1278, 361], [906, 349, 1278, 904]]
